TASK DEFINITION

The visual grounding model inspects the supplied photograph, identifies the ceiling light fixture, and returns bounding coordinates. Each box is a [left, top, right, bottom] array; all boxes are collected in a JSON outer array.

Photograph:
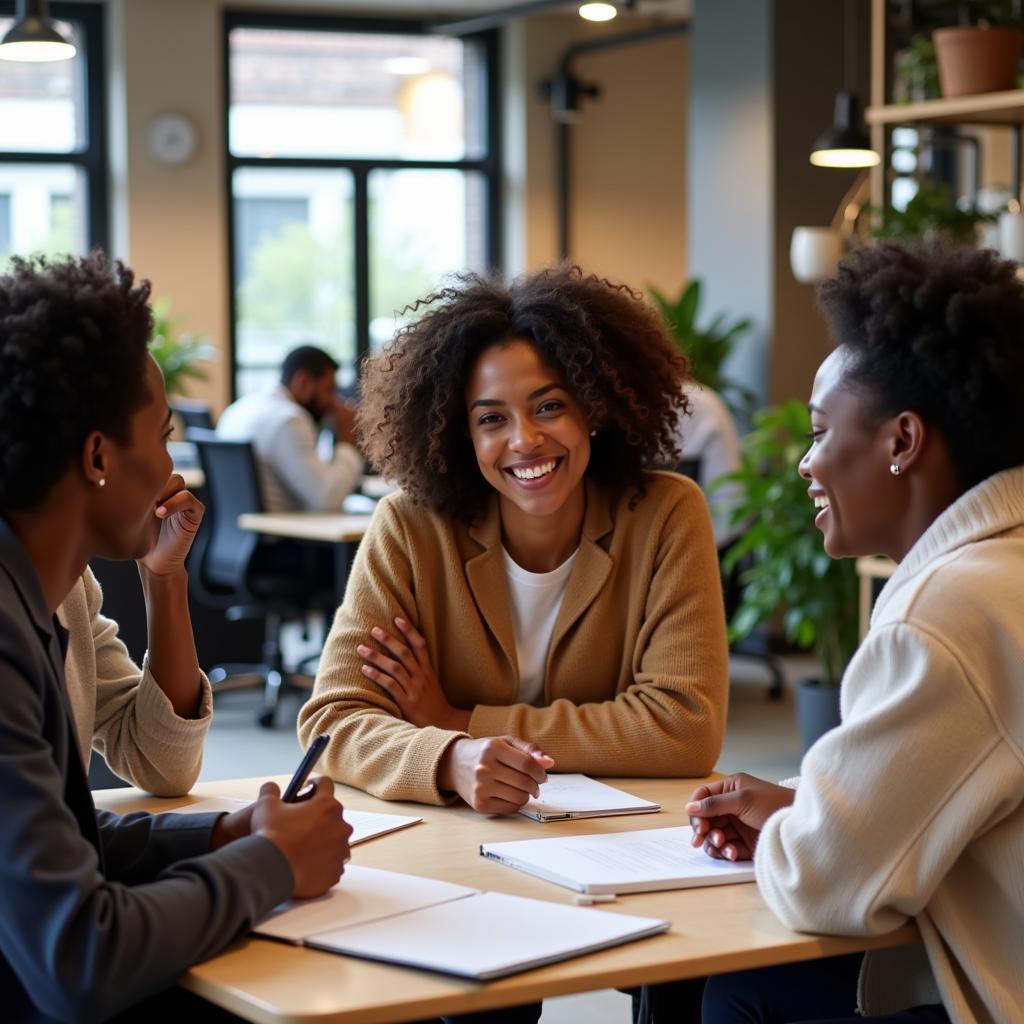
[[0, 0, 76, 63], [809, 0, 878, 169], [810, 92, 880, 168], [579, 2, 618, 21]]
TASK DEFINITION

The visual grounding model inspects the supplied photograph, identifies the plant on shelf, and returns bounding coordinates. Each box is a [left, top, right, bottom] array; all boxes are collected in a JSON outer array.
[[869, 180, 995, 245], [893, 35, 942, 103], [925, 0, 1024, 97], [148, 300, 215, 398], [719, 401, 858, 747], [648, 278, 754, 417]]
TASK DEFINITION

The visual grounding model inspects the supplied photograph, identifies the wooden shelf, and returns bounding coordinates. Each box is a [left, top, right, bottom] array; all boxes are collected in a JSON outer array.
[[867, 89, 1024, 127]]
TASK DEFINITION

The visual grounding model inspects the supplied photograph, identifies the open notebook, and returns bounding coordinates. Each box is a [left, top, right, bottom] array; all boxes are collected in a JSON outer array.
[[481, 826, 756, 895], [253, 865, 669, 980], [519, 775, 661, 822]]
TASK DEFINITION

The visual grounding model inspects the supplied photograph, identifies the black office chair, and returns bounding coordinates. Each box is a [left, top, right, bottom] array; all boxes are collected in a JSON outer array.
[[187, 429, 327, 727], [171, 400, 215, 431], [677, 458, 784, 700]]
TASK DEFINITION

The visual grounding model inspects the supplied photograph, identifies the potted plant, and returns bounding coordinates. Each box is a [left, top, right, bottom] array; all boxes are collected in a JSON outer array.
[[719, 400, 859, 752], [648, 278, 754, 419], [148, 300, 215, 398], [894, 35, 942, 103], [931, 1, 1024, 97], [870, 180, 996, 245]]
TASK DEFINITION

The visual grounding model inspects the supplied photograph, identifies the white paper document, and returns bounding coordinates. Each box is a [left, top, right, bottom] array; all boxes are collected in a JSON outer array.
[[519, 774, 661, 822], [306, 890, 669, 980], [481, 826, 756, 894], [254, 865, 475, 942], [178, 798, 423, 847]]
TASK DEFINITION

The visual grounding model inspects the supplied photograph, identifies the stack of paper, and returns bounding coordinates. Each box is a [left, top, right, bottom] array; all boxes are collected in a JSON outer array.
[[519, 774, 661, 822], [481, 826, 756, 894], [255, 865, 669, 980]]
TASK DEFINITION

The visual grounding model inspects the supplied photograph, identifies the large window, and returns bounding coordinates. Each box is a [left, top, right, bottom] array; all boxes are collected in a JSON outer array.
[[0, 2, 107, 264], [226, 13, 500, 396]]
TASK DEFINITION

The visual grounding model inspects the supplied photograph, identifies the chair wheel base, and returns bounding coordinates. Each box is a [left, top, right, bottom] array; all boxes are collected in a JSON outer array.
[[256, 706, 276, 729]]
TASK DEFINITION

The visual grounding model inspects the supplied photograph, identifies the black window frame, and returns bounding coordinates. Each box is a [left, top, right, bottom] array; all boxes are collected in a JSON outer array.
[[223, 10, 503, 399], [0, 1, 108, 254]]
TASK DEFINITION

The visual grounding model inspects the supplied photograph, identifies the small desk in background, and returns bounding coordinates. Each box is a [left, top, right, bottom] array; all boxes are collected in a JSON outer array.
[[237, 511, 373, 604], [95, 776, 919, 1024], [855, 555, 896, 640]]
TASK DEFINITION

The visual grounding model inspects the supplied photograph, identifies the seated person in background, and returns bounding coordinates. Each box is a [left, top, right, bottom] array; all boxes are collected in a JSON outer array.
[[62, 473, 212, 797], [216, 344, 362, 512], [299, 265, 729, 814], [0, 253, 351, 1022], [676, 381, 743, 548], [687, 243, 1024, 1024]]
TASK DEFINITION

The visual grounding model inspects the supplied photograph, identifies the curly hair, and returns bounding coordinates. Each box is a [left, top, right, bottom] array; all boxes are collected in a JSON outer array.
[[818, 241, 1024, 491], [358, 265, 690, 518], [0, 252, 153, 512]]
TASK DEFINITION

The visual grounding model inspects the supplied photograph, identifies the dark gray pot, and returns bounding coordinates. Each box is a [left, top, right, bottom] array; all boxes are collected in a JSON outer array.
[[795, 678, 841, 754]]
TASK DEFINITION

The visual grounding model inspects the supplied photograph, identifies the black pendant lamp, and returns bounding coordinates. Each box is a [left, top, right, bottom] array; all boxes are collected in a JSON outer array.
[[810, 92, 879, 168], [809, 0, 878, 169], [0, 0, 76, 63]]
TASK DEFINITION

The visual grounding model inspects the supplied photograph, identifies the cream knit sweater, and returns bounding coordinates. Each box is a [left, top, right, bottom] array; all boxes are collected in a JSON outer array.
[[57, 569, 212, 796], [756, 466, 1024, 1023]]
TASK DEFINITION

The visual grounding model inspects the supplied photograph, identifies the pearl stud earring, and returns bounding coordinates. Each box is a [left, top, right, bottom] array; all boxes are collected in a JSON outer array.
[[97, 478, 106, 488], [889, 463, 901, 477]]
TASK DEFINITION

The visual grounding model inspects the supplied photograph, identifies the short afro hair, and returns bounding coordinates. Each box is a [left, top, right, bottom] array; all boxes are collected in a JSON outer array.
[[0, 252, 153, 512], [818, 241, 1024, 491], [358, 264, 690, 519]]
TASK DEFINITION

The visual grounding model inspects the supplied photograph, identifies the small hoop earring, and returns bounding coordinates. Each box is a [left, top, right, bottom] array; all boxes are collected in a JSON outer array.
[[889, 463, 901, 477], [97, 478, 107, 488]]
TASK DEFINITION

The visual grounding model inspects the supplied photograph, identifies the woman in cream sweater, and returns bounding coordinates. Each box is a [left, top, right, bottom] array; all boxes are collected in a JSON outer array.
[[687, 243, 1024, 1024], [299, 265, 730, 815], [59, 469, 212, 797]]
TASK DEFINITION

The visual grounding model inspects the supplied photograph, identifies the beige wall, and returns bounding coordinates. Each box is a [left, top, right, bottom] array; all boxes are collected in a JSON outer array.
[[103, 3, 689, 412], [508, 14, 688, 295], [571, 30, 687, 293], [107, 0, 230, 411]]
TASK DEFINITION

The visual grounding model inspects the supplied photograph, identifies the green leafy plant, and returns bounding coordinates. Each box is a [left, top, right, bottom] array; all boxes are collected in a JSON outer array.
[[719, 400, 859, 687], [870, 180, 996, 244], [894, 35, 942, 102], [648, 279, 754, 416], [148, 301, 215, 398]]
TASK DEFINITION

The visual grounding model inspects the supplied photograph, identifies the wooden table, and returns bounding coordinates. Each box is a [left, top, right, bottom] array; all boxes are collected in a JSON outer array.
[[237, 512, 373, 603], [855, 555, 896, 640], [96, 777, 919, 1024]]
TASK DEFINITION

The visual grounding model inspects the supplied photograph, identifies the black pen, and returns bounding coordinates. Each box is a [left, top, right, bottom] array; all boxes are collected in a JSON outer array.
[[282, 734, 330, 803]]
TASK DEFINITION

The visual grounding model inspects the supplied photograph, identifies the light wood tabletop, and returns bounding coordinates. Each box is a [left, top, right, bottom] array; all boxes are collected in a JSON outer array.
[[95, 776, 919, 1024], [237, 512, 373, 544]]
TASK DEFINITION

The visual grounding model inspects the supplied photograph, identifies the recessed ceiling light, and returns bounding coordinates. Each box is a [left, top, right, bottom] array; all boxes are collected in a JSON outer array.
[[579, 2, 618, 22]]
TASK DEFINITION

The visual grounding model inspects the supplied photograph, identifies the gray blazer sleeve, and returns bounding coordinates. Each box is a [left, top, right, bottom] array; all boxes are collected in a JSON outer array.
[[0, 646, 294, 1024]]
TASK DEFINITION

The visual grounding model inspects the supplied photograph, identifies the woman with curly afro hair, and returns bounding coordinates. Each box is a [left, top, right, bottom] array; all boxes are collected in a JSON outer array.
[[299, 264, 729, 819], [687, 242, 1024, 1024]]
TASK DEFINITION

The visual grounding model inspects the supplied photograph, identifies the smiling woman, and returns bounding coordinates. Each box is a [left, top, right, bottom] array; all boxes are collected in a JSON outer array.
[[298, 264, 730, 821]]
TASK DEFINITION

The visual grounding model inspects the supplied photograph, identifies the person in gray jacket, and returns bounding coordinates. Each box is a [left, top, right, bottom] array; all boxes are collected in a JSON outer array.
[[0, 252, 353, 1023]]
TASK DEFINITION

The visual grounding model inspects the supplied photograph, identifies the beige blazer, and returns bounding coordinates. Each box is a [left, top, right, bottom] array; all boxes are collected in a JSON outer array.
[[299, 472, 729, 805]]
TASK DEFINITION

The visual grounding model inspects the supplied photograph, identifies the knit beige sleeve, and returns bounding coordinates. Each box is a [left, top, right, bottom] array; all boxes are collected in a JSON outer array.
[[468, 483, 729, 777], [84, 569, 212, 796], [297, 500, 467, 805]]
